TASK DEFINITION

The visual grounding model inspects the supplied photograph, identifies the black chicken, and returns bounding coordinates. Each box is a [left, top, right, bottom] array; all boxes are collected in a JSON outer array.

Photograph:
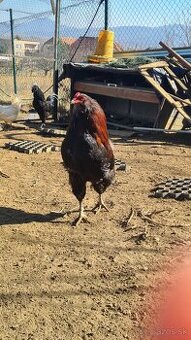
[[61, 92, 115, 226], [32, 85, 55, 127]]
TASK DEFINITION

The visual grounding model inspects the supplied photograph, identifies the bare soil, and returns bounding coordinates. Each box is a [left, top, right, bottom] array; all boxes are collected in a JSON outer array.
[[0, 124, 191, 340]]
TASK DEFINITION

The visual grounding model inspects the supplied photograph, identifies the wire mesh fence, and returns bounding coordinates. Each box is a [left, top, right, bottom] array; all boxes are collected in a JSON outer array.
[[111, 0, 191, 51], [58, 0, 105, 111], [0, 0, 191, 109], [0, 8, 55, 101]]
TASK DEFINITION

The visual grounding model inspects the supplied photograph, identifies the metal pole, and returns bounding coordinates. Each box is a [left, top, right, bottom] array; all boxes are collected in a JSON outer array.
[[104, 0, 108, 30], [53, 0, 61, 121], [107, 122, 191, 135], [9, 8, 17, 94]]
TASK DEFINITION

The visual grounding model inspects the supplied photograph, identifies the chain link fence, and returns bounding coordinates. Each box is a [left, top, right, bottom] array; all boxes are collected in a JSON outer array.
[[111, 0, 191, 51], [0, 6, 56, 102], [0, 0, 190, 109]]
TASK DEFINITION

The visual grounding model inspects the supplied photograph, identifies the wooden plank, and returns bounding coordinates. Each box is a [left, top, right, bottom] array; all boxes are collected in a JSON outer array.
[[159, 41, 191, 71], [138, 61, 168, 69], [138, 57, 189, 92], [171, 94, 191, 106], [165, 111, 184, 130], [165, 56, 183, 69], [140, 69, 191, 124], [154, 100, 175, 128], [74, 81, 160, 104]]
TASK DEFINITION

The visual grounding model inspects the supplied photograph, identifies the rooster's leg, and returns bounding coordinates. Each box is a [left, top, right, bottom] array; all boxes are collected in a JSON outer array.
[[92, 194, 109, 215], [52, 202, 87, 226], [72, 201, 88, 226]]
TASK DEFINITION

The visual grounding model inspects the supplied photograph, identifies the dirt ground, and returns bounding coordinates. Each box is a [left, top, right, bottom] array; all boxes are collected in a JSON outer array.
[[0, 123, 191, 340]]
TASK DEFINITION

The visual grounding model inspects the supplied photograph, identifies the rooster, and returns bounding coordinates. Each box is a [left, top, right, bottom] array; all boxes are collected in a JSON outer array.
[[32, 85, 55, 128], [61, 92, 115, 226], [0, 97, 21, 124]]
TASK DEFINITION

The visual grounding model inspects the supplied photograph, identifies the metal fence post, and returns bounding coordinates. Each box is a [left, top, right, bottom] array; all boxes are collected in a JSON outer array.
[[53, 0, 61, 121], [104, 0, 108, 30], [9, 8, 17, 94]]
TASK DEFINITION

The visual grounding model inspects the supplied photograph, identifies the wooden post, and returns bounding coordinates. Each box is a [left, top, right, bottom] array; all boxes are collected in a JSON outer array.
[[159, 41, 191, 71]]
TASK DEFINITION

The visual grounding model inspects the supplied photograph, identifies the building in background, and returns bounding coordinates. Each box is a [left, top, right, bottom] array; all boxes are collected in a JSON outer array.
[[14, 39, 40, 56], [42, 37, 77, 58]]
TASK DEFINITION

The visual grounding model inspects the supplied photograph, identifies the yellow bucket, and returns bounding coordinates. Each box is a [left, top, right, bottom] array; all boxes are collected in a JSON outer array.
[[88, 30, 115, 63]]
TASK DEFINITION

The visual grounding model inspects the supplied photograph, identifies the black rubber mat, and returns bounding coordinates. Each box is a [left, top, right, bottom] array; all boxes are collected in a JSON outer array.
[[114, 159, 127, 171], [5, 140, 60, 154], [151, 178, 191, 200], [40, 127, 66, 136]]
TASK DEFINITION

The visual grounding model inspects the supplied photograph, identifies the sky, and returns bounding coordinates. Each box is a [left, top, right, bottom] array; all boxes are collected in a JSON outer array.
[[0, 0, 50, 20], [0, 0, 190, 28]]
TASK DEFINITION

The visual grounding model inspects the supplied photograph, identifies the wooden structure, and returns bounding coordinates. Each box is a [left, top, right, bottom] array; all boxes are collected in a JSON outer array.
[[138, 42, 191, 130], [61, 62, 160, 127], [60, 42, 191, 132], [74, 81, 159, 104]]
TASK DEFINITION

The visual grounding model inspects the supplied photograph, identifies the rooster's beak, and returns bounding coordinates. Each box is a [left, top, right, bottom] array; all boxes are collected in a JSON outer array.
[[71, 98, 80, 104]]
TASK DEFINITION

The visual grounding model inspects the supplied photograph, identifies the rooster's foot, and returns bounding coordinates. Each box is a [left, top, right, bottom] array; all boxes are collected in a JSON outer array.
[[92, 194, 109, 215], [72, 212, 88, 227], [72, 203, 88, 226]]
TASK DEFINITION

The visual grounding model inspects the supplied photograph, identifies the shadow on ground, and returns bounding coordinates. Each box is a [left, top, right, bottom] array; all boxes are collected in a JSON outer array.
[[0, 206, 63, 226]]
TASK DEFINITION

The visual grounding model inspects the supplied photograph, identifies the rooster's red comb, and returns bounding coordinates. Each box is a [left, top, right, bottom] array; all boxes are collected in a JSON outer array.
[[74, 92, 81, 98]]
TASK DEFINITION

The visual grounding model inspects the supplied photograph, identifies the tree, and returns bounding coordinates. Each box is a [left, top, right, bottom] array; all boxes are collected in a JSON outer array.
[[57, 39, 70, 73], [0, 40, 9, 54], [15, 35, 22, 40], [163, 23, 176, 47], [179, 10, 191, 46]]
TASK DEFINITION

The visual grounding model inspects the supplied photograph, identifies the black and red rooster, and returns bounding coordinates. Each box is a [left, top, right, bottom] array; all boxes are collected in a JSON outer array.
[[61, 92, 115, 226]]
